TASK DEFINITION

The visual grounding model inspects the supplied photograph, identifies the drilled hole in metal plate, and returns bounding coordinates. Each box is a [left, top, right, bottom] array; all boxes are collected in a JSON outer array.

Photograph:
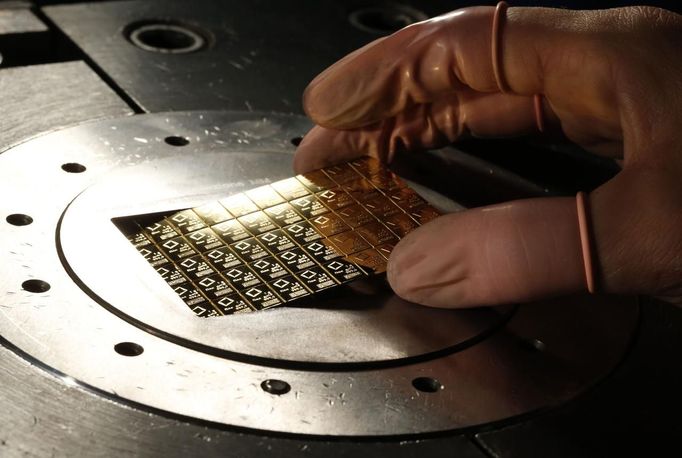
[[261, 379, 291, 395], [520, 338, 547, 352], [114, 342, 144, 357], [127, 21, 206, 54], [164, 136, 190, 147], [412, 377, 442, 393], [290, 136, 303, 147], [22, 279, 50, 293], [6, 214, 33, 226], [61, 163, 87, 173], [348, 6, 427, 35]]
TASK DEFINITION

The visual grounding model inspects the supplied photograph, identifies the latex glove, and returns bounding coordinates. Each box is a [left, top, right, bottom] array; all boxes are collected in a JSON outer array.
[[294, 6, 682, 307]]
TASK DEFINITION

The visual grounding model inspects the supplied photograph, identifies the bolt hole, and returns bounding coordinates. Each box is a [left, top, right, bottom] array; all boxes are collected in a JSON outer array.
[[261, 379, 291, 395], [22, 279, 50, 293], [6, 214, 33, 226], [291, 136, 303, 147], [520, 338, 547, 352], [164, 136, 190, 147], [349, 6, 427, 35], [61, 163, 87, 173], [114, 342, 144, 357], [412, 377, 442, 393], [127, 21, 206, 54]]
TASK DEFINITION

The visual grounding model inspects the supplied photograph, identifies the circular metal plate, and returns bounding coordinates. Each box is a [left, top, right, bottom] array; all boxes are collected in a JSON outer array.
[[58, 136, 510, 367], [0, 111, 638, 436]]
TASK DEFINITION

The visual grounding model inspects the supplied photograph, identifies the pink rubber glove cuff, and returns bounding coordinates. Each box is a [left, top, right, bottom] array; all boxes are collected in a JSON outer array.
[[492, 1, 546, 133]]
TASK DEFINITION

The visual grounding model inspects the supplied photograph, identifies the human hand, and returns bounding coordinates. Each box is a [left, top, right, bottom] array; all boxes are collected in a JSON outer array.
[[294, 5, 682, 307]]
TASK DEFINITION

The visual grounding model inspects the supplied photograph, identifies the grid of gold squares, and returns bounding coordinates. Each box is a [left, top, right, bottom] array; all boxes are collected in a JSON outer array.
[[117, 157, 441, 317]]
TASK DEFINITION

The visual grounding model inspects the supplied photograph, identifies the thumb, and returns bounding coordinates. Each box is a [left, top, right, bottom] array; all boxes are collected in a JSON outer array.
[[386, 197, 586, 307], [387, 165, 682, 308]]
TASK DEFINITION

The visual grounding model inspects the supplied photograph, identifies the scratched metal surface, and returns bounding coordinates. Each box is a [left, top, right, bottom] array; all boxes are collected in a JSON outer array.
[[0, 343, 486, 458], [43, 0, 456, 113], [0, 7, 47, 34], [0, 61, 133, 151]]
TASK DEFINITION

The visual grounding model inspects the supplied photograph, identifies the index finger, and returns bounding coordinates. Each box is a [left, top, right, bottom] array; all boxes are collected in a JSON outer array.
[[303, 6, 618, 131], [293, 89, 541, 173]]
